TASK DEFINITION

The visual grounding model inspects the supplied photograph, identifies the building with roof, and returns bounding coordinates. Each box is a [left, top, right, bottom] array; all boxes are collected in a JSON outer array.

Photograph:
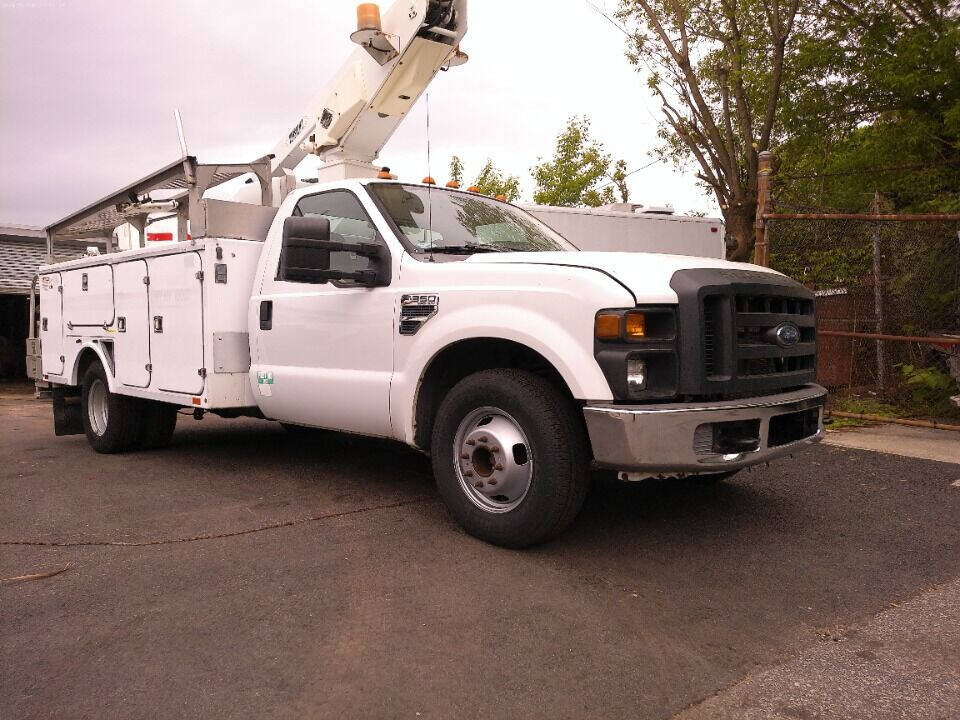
[[0, 224, 105, 378]]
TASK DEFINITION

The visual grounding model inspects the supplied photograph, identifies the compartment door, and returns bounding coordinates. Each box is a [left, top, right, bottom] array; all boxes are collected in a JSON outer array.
[[148, 252, 205, 395], [114, 260, 151, 388], [62, 265, 114, 331], [39, 273, 64, 376]]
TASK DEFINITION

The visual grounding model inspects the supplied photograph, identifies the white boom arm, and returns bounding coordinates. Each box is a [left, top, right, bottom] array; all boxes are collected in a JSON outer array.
[[270, 0, 468, 181]]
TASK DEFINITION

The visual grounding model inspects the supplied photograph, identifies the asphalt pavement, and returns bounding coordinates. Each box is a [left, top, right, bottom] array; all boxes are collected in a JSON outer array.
[[2, 385, 959, 719]]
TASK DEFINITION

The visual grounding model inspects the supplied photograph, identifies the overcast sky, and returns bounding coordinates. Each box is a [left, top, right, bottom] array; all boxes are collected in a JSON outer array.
[[0, 0, 717, 228]]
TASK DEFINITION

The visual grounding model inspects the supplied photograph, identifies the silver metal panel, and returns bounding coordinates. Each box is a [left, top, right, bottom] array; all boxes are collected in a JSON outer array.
[[45, 157, 268, 242], [25, 353, 41, 380], [200, 200, 278, 242], [583, 384, 827, 472], [213, 332, 251, 373]]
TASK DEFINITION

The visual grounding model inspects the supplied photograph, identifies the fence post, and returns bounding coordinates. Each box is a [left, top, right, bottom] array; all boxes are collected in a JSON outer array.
[[871, 192, 886, 393], [754, 151, 774, 266]]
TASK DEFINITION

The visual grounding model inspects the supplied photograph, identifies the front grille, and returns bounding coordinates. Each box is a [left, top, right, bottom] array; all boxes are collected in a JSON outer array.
[[728, 292, 816, 380], [671, 269, 818, 399]]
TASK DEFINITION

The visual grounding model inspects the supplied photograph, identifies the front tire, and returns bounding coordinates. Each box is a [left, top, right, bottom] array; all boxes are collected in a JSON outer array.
[[80, 361, 141, 453], [431, 369, 589, 548]]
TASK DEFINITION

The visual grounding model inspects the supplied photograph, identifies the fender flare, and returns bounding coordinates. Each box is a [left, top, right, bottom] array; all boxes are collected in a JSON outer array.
[[69, 341, 117, 391]]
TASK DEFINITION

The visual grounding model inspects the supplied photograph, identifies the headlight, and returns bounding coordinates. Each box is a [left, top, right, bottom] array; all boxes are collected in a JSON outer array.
[[626, 357, 647, 393], [593, 306, 678, 401]]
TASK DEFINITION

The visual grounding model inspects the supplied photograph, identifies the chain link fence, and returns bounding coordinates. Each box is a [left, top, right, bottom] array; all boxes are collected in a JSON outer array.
[[760, 174, 960, 419]]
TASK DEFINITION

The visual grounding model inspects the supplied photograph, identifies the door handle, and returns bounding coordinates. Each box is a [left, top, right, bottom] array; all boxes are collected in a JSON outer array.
[[259, 300, 273, 331]]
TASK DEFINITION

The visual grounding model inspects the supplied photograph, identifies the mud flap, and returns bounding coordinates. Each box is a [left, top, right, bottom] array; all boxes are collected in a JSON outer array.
[[53, 386, 83, 436]]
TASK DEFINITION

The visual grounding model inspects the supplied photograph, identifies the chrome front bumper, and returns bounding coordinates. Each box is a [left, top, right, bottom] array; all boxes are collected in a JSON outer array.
[[583, 384, 827, 473]]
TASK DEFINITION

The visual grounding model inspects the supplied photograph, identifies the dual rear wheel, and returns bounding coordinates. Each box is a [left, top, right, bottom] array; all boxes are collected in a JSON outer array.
[[81, 361, 178, 453]]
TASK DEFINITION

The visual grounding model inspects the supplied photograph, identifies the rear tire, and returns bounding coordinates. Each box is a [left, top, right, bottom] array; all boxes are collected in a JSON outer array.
[[80, 361, 141, 453], [431, 369, 589, 548], [136, 400, 178, 449]]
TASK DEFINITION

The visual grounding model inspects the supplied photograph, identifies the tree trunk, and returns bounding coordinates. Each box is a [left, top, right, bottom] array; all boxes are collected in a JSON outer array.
[[724, 202, 757, 261]]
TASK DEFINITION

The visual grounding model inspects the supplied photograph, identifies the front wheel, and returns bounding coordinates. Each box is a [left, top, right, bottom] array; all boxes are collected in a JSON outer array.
[[431, 369, 589, 548]]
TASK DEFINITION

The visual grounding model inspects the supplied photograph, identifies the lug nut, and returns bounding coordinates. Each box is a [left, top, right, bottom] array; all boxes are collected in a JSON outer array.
[[488, 479, 497, 486], [491, 446, 500, 452], [461, 453, 470, 459], [467, 439, 475, 446], [474, 481, 484, 488], [495, 464, 504, 471], [478, 436, 488, 443]]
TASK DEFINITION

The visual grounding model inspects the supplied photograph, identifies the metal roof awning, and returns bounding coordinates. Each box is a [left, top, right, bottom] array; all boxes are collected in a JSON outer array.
[[44, 155, 275, 249], [0, 236, 104, 294]]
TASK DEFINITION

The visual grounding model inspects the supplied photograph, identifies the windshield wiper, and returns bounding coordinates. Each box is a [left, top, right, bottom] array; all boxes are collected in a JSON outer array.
[[425, 245, 510, 254]]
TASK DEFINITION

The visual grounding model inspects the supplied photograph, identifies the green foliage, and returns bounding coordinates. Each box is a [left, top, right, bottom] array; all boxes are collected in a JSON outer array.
[[777, 1, 960, 213], [830, 395, 906, 418], [897, 363, 960, 417], [609, 159, 630, 203], [472, 159, 520, 201], [531, 116, 620, 207], [448, 155, 465, 184]]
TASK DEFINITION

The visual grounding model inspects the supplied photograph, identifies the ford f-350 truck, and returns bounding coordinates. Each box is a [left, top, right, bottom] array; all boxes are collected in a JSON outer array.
[[33, 178, 825, 547]]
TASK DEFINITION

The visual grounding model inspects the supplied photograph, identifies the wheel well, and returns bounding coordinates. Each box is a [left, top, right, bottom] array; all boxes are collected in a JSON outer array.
[[75, 347, 105, 385], [413, 338, 576, 450]]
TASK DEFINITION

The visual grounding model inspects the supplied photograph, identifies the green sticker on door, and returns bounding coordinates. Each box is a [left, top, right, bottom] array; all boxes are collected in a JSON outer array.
[[256, 370, 274, 397]]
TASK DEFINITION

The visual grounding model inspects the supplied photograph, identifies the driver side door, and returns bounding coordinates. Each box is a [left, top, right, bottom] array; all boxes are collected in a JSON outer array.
[[253, 190, 395, 437]]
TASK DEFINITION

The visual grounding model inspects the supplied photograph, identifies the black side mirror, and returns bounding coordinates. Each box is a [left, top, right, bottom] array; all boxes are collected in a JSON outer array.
[[279, 216, 390, 286]]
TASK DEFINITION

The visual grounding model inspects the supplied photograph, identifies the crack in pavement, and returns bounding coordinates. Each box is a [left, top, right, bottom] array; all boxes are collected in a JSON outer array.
[[0, 496, 437, 548]]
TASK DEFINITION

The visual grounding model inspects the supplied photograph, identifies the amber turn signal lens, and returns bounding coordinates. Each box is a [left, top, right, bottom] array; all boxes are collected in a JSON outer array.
[[625, 312, 646, 338], [595, 313, 621, 341]]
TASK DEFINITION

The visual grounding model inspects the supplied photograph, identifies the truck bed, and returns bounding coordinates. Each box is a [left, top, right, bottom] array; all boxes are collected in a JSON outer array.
[[38, 238, 264, 410]]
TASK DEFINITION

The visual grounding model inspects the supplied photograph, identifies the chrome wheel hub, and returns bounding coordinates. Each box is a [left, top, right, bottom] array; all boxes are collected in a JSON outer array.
[[453, 407, 532, 513], [88, 378, 109, 437]]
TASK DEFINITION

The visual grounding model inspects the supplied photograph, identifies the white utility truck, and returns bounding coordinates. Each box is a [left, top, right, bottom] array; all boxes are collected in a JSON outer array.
[[28, 0, 825, 547]]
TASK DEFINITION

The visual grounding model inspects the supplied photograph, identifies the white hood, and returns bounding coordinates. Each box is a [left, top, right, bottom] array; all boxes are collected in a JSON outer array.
[[464, 251, 784, 303]]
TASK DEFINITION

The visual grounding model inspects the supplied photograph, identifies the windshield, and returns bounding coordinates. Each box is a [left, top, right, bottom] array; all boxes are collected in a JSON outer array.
[[367, 183, 578, 254]]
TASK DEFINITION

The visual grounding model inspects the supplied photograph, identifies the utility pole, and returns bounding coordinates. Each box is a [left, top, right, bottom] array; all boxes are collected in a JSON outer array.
[[753, 151, 774, 266]]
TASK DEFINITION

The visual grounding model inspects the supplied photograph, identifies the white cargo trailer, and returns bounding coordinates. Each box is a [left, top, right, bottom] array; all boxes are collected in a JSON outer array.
[[524, 204, 726, 259]]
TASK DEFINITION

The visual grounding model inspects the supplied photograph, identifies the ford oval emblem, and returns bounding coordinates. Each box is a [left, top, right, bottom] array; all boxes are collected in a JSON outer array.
[[775, 322, 801, 347]]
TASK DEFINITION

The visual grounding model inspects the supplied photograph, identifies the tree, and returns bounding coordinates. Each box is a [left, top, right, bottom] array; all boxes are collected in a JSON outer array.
[[777, 0, 960, 213], [449, 155, 465, 184], [531, 116, 621, 207], [609, 159, 631, 203], [473, 159, 521, 201], [616, 0, 804, 260]]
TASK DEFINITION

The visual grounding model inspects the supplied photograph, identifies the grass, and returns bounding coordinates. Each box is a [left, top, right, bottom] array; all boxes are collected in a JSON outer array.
[[825, 394, 907, 430]]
